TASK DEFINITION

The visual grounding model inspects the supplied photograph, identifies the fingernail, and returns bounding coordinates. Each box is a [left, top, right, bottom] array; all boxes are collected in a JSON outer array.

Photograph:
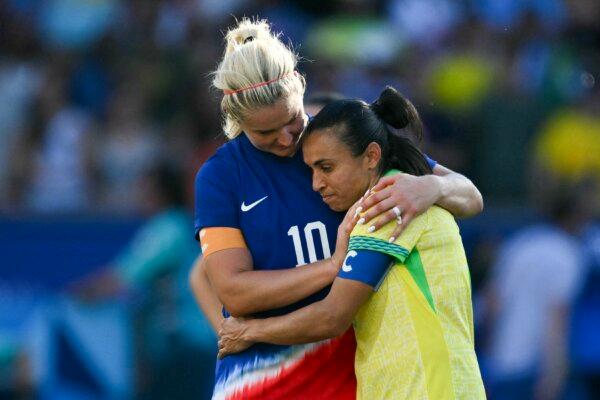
[[364, 189, 370, 196], [359, 196, 364, 203], [357, 217, 365, 225], [368, 225, 375, 233], [388, 237, 395, 243], [354, 206, 363, 216]]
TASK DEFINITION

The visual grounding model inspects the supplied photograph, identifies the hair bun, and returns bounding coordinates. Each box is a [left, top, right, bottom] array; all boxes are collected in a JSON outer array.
[[370, 86, 413, 129], [225, 19, 272, 54]]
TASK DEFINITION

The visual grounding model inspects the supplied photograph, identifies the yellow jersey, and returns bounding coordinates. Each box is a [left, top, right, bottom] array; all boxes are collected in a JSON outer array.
[[347, 202, 485, 399]]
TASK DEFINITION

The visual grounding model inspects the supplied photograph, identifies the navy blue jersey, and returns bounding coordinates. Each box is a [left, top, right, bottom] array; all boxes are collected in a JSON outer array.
[[195, 134, 345, 317]]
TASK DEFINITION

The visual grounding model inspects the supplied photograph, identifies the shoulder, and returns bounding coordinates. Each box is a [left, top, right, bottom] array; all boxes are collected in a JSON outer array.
[[195, 139, 241, 186], [194, 141, 241, 216], [425, 206, 459, 232]]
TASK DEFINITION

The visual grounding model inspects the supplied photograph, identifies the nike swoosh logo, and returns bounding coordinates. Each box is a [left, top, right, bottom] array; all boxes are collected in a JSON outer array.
[[241, 196, 268, 212]]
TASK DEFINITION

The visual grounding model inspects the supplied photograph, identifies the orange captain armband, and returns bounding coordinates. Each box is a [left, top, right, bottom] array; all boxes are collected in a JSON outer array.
[[199, 227, 248, 257]]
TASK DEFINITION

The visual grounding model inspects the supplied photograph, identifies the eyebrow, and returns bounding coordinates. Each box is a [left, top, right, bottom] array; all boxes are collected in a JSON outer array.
[[313, 159, 333, 166], [256, 113, 298, 134]]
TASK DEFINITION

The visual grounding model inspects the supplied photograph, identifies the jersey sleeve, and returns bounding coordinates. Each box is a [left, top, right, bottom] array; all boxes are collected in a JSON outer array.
[[348, 208, 429, 263], [424, 154, 437, 170], [337, 249, 395, 290], [194, 152, 240, 240]]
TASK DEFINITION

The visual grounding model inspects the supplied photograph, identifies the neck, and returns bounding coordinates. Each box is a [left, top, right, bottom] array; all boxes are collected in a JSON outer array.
[[365, 171, 382, 194]]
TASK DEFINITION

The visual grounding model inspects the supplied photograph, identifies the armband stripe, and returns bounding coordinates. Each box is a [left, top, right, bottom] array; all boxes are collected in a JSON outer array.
[[349, 236, 409, 261], [200, 227, 247, 257]]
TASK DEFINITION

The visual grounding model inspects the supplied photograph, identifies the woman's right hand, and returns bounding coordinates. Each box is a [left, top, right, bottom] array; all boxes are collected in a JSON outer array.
[[331, 200, 362, 270], [218, 317, 254, 358]]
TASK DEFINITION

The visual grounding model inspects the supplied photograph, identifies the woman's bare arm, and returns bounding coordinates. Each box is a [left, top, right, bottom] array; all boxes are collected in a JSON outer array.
[[359, 163, 483, 240], [189, 255, 224, 332], [201, 202, 359, 318], [204, 248, 339, 317], [189, 251, 337, 330], [217, 278, 372, 357], [430, 164, 484, 218]]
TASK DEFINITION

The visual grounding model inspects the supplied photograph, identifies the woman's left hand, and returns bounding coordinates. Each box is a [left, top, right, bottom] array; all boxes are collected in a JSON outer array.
[[331, 200, 362, 269], [359, 174, 441, 241], [218, 317, 254, 358]]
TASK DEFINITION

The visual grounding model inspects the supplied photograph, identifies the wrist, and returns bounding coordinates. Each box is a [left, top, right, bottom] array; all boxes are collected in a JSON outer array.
[[329, 254, 342, 275], [244, 319, 260, 342], [429, 174, 446, 202]]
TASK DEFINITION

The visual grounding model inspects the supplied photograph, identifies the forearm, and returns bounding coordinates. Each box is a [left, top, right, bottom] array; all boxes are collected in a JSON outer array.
[[219, 259, 337, 317], [432, 171, 483, 218], [189, 257, 223, 332], [245, 300, 345, 345]]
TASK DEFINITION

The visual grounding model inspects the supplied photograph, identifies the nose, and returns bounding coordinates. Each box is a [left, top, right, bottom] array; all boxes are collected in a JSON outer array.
[[312, 172, 326, 193], [277, 128, 294, 147]]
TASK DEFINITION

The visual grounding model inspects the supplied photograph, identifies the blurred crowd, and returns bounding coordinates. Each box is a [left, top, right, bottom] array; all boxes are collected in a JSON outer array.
[[1, 0, 599, 214], [0, 0, 599, 399]]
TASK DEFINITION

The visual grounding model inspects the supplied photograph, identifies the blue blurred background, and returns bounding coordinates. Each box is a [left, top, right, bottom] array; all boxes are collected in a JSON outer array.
[[0, 0, 598, 399]]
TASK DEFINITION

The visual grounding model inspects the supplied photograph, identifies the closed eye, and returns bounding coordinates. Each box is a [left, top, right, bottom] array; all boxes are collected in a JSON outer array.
[[257, 113, 300, 135]]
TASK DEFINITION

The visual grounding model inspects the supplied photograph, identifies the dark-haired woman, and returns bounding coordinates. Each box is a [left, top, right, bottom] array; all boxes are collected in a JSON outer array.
[[218, 87, 486, 399]]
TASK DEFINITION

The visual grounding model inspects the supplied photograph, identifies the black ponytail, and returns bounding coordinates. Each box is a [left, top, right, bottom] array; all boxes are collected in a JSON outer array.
[[370, 86, 431, 175], [305, 86, 432, 177], [370, 86, 423, 139]]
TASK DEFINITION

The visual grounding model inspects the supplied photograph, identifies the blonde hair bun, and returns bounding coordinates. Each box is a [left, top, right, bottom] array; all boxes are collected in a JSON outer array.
[[225, 19, 272, 54]]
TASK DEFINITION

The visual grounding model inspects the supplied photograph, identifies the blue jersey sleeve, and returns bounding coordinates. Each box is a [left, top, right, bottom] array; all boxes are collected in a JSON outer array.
[[425, 155, 437, 170], [337, 249, 395, 290], [194, 151, 240, 239]]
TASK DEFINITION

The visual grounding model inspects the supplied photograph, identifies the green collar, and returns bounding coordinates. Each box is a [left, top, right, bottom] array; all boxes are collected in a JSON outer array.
[[383, 169, 402, 177]]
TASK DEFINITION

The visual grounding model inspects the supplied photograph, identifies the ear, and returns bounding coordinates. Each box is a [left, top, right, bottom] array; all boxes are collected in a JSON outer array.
[[364, 142, 382, 170]]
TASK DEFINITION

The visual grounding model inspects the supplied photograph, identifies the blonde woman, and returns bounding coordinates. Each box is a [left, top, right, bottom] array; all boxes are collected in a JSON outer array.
[[192, 19, 483, 399]]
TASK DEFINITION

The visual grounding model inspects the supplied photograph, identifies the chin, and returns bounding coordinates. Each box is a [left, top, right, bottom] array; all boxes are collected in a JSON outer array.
[[327, 200, 350, 212], [273, 146, 297, 158]]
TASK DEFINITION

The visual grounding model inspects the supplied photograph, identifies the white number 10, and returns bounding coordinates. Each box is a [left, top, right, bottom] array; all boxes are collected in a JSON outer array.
[[287, 221, 331, 266]]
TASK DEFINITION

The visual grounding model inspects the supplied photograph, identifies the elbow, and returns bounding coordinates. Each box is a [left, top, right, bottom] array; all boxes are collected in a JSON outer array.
[[457, 184, 484, 218], [466, 175, 484, 216], [225, 303, 248, 318], [189, 262, 246, 317], [218, 287, 252, 317], [471, 190, 484, 215], [320, 307, 352, 338]]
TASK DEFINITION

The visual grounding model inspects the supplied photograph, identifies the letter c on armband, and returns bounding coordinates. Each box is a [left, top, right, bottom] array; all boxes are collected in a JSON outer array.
[[342, 250, 358, 272]]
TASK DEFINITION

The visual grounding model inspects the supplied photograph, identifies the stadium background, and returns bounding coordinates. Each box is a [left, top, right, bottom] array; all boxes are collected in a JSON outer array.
[[0, 0, 598, 398]]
